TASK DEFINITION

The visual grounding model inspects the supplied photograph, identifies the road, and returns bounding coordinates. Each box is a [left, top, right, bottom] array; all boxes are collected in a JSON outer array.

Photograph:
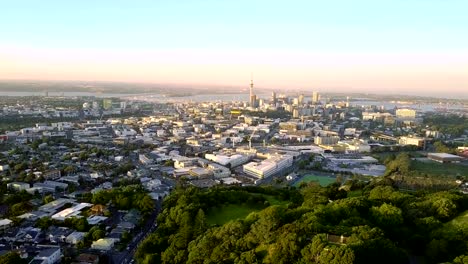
[[111, 199, 162, 264]]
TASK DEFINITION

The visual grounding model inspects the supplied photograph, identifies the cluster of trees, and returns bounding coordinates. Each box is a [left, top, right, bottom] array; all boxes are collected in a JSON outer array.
[[87, 185, 155, 216], [424, 114, 468, 137], [2, 189, 34, 217], [135, 183, 468, 264], [0, 252, 27, 264], [383, 153, 460, 190]]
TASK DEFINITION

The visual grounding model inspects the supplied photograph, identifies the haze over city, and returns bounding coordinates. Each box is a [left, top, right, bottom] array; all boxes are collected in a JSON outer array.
[[1, 0, 468, 97]]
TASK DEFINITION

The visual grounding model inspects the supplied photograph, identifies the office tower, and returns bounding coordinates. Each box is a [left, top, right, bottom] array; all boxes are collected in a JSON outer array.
[[103, 99, 113, 110], [298, 94, 304, 105], [312, 91, 319, 104], [293, 108, 299, 118], [272, 91, 277, 104]]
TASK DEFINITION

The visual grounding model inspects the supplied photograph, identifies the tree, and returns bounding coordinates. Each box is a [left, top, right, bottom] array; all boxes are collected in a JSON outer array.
[[453, 255, 468, 264], [164, 160, 174, 167], [92, 228, 105, 240], [370, 203, 403, 229], [385, 153, 411, 176], [434, 141, 453, 153], [137, 195, 155, 216], [0, 252, 26, 264], [43, 194, 54, 204], [193, 209, 207, 237], [36, 217, 53, 229]]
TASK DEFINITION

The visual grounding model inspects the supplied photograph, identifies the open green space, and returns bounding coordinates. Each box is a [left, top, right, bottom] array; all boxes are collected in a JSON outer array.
[[294, 174, 336, 187], [446, 210, 468, 230], [411, 160, 468, 177], [206, 193, 289, 225], [206, 203, 264, 225], [263, 194, 289, 206], [347, 190, 364, 198]]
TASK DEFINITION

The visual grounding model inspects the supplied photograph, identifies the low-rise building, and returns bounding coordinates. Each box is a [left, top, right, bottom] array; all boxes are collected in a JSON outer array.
[[7, 182, 31, 191], [32, 247, 61, 264], [399, 136, 426, 148], [0, 219, 13, 232], [66, 231, 85, 245], [428, 153, 463, 163], [91, 238, 115, 251], [243, 154, 293, 179], [205, 153, 251, 168]]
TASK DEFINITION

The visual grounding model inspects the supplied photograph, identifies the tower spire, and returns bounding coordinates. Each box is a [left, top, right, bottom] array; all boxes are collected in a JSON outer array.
[[250, 72, 254, 98]]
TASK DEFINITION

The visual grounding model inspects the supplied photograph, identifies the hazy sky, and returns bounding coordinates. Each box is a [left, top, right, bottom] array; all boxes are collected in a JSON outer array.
[[1, 0, 468, 95]]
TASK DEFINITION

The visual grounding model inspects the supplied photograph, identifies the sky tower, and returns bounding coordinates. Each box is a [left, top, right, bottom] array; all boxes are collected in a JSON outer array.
[[249, 74, 257, 107]]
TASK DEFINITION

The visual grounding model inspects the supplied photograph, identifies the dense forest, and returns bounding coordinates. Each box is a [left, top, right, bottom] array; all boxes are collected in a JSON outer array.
[[135, 181, 468, 264]]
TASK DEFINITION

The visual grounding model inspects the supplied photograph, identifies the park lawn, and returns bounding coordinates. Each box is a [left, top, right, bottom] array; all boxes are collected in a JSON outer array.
[[206, 203, 264, 226], [439, 210, 468, 236], [411, 160, 468, 177], [294, 174, 336, 187], [446, 210, 468, 229], [263, 194, 289, 206], [347, 190, 364, 198]]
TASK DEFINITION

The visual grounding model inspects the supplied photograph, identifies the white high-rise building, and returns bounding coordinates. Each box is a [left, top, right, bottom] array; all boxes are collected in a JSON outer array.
[[312, 91, 320, 104]]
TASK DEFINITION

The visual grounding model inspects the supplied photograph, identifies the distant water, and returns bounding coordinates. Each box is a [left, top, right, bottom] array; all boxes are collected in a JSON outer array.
[[352, 100, 467, 112], [124, 93, 270, 102], [0, 91, 138, 98], [1, 91, 465, 113]]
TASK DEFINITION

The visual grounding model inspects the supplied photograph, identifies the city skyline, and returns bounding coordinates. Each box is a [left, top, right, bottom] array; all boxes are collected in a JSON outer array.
[[1, 1, 468, 96]]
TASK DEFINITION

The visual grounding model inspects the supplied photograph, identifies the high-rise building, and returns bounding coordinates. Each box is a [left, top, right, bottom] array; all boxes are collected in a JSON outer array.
[[293, 108, 299, 118], [312, 91, 320, 104], [271, 92, 277, 104], [250, 94, 257, 108], [103, 99, 113, 110], [249, 77, 258, 107], [298, 94, 304, 105]]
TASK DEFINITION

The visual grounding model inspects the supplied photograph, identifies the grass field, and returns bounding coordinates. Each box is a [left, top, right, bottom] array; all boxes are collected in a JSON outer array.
[[347, 190, 364, 198], [263, 194, 289, 206], [294, 174, 336, 187], [206, 203, 264, 225], [411, 160, 468, 177], [446, 210, 468, 229]]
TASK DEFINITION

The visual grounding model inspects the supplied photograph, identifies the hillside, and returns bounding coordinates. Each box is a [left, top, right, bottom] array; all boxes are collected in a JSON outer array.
[[135, 182, 468, 264]]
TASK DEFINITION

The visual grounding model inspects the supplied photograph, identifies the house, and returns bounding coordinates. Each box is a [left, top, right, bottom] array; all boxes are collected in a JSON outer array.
[[43, 170, 61, 180], [16, 227, 42, 243], [74, 253, 99, 264], [87, 215, 108, 225], [123, 209, 141, 225], [89, 204, 105, 215], [30, 247, 61, 264], [47, 226, 73, 243], [0, 164, 9, 171], [7, 182, 31, 191], [0, 218, 13, 232], [66, 231, 85, 245], [91, 238, 115, 251], [117, 221, 135, 230], [51, 203, 92, 221]]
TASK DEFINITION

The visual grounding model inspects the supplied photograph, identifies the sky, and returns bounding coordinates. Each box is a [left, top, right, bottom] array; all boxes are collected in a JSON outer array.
[[1, 0, 468, 96]]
